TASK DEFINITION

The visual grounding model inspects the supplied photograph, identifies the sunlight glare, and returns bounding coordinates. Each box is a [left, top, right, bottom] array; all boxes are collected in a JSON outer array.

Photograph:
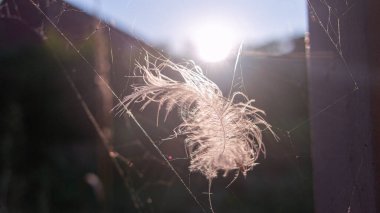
[[192, 24, 237, 63]]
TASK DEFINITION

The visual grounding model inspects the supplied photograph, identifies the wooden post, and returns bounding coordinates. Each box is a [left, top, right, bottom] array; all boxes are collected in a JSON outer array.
[[308, 0, 378, 212], [93, 20, 113, 213]]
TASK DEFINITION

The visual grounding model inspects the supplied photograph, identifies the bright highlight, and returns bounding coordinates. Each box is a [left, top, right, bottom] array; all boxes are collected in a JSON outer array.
[[192, 24, 237, 63]]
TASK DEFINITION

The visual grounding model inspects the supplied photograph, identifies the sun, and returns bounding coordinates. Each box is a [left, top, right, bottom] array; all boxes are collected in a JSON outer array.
[[191, 23, 237, 63]]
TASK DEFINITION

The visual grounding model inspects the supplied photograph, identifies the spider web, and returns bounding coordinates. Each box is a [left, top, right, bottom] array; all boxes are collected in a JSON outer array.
[[0, 0, 374, 212]]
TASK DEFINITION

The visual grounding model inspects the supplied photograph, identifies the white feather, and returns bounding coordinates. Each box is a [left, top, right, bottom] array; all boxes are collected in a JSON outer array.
[[119, 55, 275, 179]]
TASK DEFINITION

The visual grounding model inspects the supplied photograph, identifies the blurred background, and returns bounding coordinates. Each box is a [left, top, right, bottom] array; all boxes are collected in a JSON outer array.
[[0, 0, 378, 212]]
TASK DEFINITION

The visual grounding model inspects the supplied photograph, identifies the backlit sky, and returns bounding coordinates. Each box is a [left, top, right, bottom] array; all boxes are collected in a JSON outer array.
[[66, 0, 307, 54]]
